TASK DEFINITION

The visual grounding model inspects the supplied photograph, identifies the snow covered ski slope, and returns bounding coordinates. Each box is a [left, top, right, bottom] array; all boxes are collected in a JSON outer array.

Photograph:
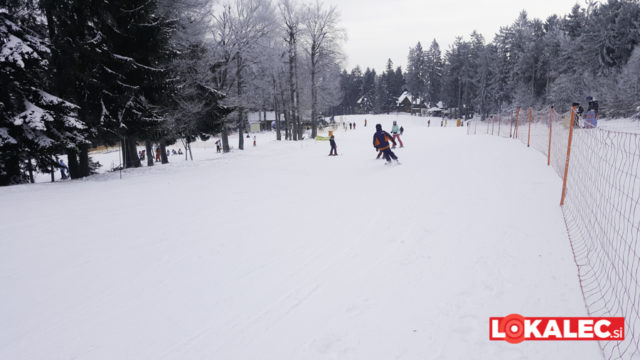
[[0, 114, 599, 359]]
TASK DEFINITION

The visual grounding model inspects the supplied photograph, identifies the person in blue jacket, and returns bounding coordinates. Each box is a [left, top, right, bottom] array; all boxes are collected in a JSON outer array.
[[373, 124, 399, 164]]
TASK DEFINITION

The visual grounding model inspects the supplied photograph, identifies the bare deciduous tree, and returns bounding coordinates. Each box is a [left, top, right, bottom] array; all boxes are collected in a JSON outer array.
[[212, 0, 275, 150], [302, 0, 344, 138], [279, 0, 303, 140]]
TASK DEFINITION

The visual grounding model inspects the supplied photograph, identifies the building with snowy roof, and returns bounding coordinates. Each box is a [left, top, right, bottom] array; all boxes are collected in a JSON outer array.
[[397, 91, 427, 114]]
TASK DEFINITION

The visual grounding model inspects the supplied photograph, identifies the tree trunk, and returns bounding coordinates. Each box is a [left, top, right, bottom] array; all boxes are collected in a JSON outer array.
[[288, 30, 299, 141], [26, 158, 34, 184], [79, 144, 89, 177], [222, 125, 230, 152], [274, 90, 281, 141], [182, 139, 189, 160], [237, 54, 245, 150], [67, 148, 80, 179], [125, 137, 141, 168], [187, 140, 193, 161], [160, 142, 168, 164], [310, 46, 318, 139], [238, 109, 245, 150], [279, 79, 290, 140], [296, 71, 302, 139], [145, 141, 154, 166]]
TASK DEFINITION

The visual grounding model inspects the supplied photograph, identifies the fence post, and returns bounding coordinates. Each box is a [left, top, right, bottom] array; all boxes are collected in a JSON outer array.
[[560, 105, 576, 206], [548, 106, 553, 166], [515, 107, 520, 139]]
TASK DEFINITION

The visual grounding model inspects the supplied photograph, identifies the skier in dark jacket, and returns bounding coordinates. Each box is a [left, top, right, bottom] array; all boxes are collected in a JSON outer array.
[[373, 124, 399, 164], [329, 135, 337, 156]]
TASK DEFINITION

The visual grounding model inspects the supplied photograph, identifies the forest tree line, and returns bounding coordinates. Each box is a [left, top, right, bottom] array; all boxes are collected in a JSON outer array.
[[337, 0, 640, 120], [0, 0, 344, 185]]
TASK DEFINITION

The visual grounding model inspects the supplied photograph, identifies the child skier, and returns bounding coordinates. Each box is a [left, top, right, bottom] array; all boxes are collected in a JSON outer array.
[[400, 126, 404, 135], [390, 121, 404, 148], [329, 135, 338, 156], [373, 124, 399, 165]]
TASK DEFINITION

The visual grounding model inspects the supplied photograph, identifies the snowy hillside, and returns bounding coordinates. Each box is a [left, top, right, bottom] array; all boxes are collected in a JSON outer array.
[[0, 114, 599, 359]]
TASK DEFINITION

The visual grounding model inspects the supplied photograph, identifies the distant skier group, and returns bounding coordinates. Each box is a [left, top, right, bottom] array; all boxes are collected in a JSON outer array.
[[328, 120, 402, 165], [137, 148, 183, 162]]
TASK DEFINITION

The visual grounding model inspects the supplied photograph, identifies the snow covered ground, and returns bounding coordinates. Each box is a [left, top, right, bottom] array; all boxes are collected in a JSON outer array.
[[0, 114, 600, 359]]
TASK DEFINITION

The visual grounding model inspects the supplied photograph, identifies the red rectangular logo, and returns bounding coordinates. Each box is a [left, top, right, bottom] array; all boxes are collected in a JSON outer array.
[[490, 314, 624, 343]]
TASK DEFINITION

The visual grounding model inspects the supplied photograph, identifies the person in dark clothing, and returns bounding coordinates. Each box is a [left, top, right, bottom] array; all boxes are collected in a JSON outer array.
[[329, 135, 338, 156], [400, 126, 404, 135], [373, 124, 399, 164]]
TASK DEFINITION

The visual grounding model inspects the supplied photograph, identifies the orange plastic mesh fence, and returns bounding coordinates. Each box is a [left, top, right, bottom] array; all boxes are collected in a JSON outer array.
[[469, 108, 640, 360]]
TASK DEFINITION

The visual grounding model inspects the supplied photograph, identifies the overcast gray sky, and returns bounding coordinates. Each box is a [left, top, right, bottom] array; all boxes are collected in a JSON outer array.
[[329, 0, 590, 72]]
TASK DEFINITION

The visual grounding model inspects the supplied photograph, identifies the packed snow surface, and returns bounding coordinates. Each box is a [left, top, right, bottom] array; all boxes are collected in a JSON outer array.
[[0, 114, 599, 359]]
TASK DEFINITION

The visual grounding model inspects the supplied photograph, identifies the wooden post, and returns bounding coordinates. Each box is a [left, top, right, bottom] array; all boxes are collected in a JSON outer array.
[[498, 113, 502, 137], [527, 107, 532, 147], [548, 106, 553, 166], [514, 107, 520, 139], [560, 105, 576, 206]]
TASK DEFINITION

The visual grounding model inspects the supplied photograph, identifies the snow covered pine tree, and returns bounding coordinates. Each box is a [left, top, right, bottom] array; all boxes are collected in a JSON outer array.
[[0, 9, 88, 185]]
